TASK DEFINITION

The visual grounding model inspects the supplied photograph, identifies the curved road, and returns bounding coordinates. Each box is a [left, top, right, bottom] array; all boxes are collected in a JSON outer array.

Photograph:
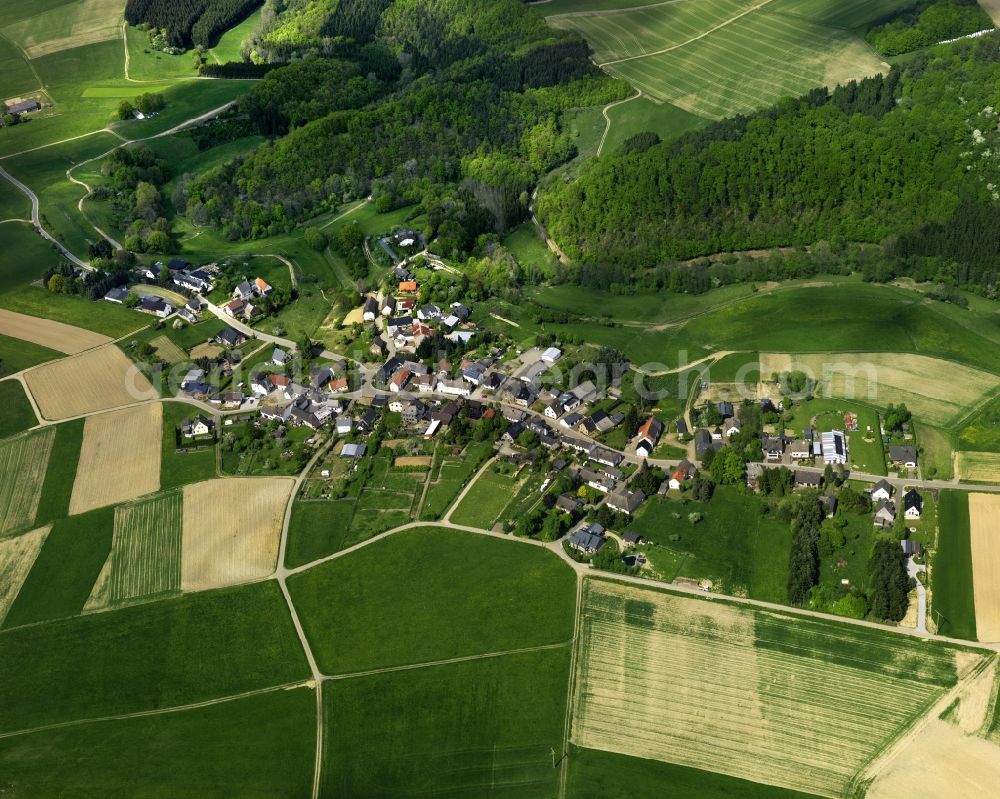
[[0, 164, 89, 268]]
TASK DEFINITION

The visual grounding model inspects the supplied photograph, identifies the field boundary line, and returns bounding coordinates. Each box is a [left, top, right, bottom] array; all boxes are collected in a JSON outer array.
[[0, 680, 313, 741], [557, 574, 584, 799], [321, 640, 573, 682], [597, 0, 775, 67]]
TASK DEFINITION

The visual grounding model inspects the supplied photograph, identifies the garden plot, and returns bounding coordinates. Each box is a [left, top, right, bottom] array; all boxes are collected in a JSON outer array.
[[24, 345, 156, 420], [968, 494, 1000, 642], [181, 477, 293, 591], [149, 335, 187, 364], [109, 492, 183, 605], [0, 525, 51, 624], [760, 352, 996, 428], [0, 427, 55, 534], [572, 580, 970, 798], [69, 403, 162, 515], [0, 308, 109, 354]]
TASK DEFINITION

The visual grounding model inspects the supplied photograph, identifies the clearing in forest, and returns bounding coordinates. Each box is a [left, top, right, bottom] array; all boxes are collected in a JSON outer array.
[[968, 494, 1000, 642], [23, 345, 156, 420], [109, 491, 183, 605], [181, 477, 293, 591], [0, 525, 51, 624], [69, 403, 162, 515], [572, 579, 975, 798], [0, 427, 56, 535], [0, 309, 110, 354]]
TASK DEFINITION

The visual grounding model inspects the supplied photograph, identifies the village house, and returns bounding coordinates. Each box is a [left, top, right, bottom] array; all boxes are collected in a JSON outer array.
[[233, 280, 255, 301], [569, 526, 606, 554], [380, 296, 396, 316], [903, 488, 923, 520], [181, 416, 214, 438], [342, 443, 367, 458], [401, 401, 426, 424], [788, 439, 812, 460], [578, 468, 614, 494], [590, 447, 624, 468], [440, 379, 472, 398], [723, 417, 740, 438], [556, 494, 582, 514], [717, 401, 734, 419], [103, 286, 129, 304], [821, 495, 838, 518], [635, 416, 664, 457], [215, 327, 245, 348], [389, 367, 412, 393], [254, 277, 273, 296], [871, 479, 894, 503], [362, 296, 379, 321], [675, 419, 689, 437], [761, 434, 785, 460], [138, 297, 173, 318], [901, 539, 922, 557], [622, 532, 644, 547], [874, 499, 896, 529], [606, 489, 646, 515], [417, 303, 440, 320], [794, 469, 822, 488], [889, 446, 918, 469], [669, 460, 695, 490]]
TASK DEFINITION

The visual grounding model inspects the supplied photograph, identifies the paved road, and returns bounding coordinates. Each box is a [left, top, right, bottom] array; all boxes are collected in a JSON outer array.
[[0, 165, 89, 268]]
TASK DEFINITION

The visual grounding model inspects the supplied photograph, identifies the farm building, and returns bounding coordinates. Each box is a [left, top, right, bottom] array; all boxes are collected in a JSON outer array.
[[5, 99, 40, 115], [821, 430, 847, 465], [103, 286, 129, 304], [794, 470, 821, 487], [606, 489, 646, 515], [341, 443, 367, 458]]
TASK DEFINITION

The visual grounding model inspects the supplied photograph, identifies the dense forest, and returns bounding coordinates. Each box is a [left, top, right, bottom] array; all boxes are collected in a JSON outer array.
[[538, 37, 1000, 293], [182, 0, 628, 252], [125, 0, 263, 48], [866, 0, 991, 56]]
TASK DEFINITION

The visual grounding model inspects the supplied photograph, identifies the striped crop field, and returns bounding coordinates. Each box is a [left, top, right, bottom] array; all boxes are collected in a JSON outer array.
[[109, 492, 183, 605], [572, 580, 981, 798], [547, 0, 914, 120], [0, 427, 56, 535]]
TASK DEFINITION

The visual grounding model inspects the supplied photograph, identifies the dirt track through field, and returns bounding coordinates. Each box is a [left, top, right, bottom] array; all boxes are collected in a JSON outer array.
[[0, 525, 51, 624], [0, 309, 110, 354], [969, 494, 1000, 642], [24, 345, 156, 420], [0, 427, 55, 535], [69, 403, 162, 515], [181, 477, 293, 591]]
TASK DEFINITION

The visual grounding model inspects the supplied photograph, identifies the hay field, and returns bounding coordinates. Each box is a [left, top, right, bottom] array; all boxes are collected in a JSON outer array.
[[957, 452, 1000, 483], [0, 525, 51, 624], [0, 309, 110, 354], [572, 580, 967, 798], [0, 427, 56, 535], [24, 345, 156, 420], [0, 0, 124, 59], [69, 403, 162, 515], [760, 352, 996, 427], [548, 0, 895, 119], [181, 477, 293, 591], [150, 335, 187, 364], [969, 494, 1000, 642], [110, 492, 183, 604], [190, 343, 223, 359]]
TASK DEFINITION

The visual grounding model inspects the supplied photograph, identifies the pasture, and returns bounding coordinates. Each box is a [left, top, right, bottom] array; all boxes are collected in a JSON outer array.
[[934, 491, 977, 640], [149, 334, 188, 364], [284, 498, 366, 568], [547, 0, 903, 120], [968, 493, 1000, 642], [760, 351, 996, 429], [627, 486, 792, 601], [288, 526, 577, 674], [0, 580, 309, 733], [109, 491, 183, 605], [0, 308, 111, 355], [0, 525, 51, 624], [0, 686, 316, 799], [24, 343, 156, 420], [0, 426, 55, 534], [181, 477, 293, 591], [955, 451, 1000, 482], [572, 579, 975, 798], [1, 505, 115, 628], [69, 402, 162, 514], [322, 648, 570, 799], [0, 379, 38, 437]]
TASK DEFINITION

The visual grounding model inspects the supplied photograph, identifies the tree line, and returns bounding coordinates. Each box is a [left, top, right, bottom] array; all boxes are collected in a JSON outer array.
[[125, 0, 263, 48]]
